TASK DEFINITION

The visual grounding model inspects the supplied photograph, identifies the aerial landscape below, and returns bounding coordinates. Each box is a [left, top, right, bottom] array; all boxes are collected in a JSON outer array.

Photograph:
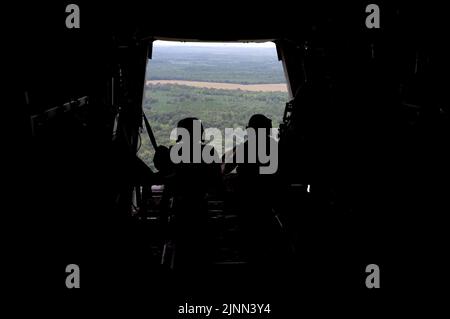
[[139, 43, 289, 168]]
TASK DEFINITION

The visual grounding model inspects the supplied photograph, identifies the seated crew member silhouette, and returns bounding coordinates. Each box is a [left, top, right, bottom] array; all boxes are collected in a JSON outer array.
[[222, 114, 278, 188], [221, 114, 280, 263], [155, 117, 222, 268], [170, 117, 222, 200]]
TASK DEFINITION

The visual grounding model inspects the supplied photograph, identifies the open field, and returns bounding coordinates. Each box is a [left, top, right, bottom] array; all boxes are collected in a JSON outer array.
[[147, 45, 286, 84], [146, 80, 288, 92]]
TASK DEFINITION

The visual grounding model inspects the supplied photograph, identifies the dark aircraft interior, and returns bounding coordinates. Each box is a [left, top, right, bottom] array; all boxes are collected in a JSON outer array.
[[11, 1, 449, 316]]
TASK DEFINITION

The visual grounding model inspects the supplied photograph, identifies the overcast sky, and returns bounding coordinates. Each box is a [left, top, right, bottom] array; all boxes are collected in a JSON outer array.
[[154, 40, 275, 48]]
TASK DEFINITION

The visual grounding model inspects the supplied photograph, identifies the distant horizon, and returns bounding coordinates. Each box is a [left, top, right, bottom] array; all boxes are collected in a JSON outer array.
[[154, 40, 276, 48], [148, 38, 284, 84]]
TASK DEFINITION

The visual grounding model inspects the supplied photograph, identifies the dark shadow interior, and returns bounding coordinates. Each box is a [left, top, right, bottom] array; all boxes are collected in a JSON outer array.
[[12, 1, 449, 315]]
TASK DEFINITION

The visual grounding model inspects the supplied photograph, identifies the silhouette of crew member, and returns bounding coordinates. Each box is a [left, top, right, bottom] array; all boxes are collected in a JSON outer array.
[[222, 114, 277, 179], [153, 117, 222, 199], [170, 117, 222, 199], [155, 117, 222, 268], [222, 114, 280, 262]]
